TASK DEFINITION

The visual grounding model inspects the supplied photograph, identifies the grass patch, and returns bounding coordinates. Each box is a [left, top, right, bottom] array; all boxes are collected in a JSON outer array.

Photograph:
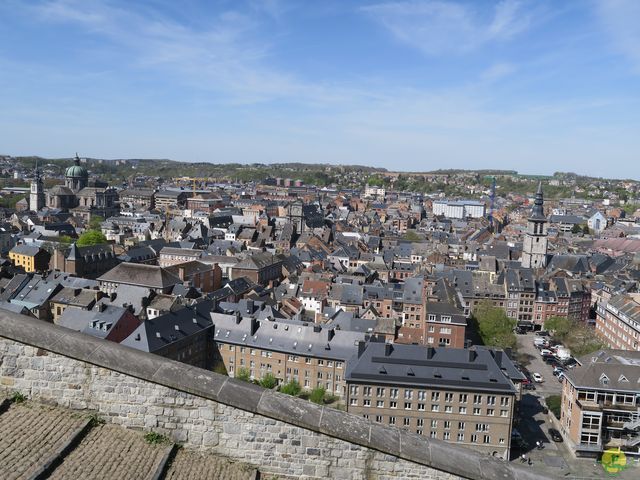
[[10, 391, 26, 404], [144, 431, 170, 445], [545, 395, 562, 419]]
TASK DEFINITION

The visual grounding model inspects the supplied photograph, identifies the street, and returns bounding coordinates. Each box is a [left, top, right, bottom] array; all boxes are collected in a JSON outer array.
[[511, 332, 640, 479]]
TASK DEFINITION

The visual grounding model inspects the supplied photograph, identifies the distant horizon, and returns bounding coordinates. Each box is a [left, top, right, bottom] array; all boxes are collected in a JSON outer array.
[[1, 1, 639, 179], [6, 152, 637, 182]]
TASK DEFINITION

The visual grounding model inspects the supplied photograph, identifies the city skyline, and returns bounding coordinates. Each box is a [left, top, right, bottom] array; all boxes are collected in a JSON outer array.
[[1, 0, 639, 178]]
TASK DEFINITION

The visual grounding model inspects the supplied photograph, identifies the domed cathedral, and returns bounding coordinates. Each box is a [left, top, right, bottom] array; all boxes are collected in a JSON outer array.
[[44, 153, 119, 221], [64, 153, 89, 192]]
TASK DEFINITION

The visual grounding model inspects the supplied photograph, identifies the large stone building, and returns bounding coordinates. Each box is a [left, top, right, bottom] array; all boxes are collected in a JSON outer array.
[[595, 294, 640, 351], [520, 182, 548, 269], [345, 342, 521, 459]]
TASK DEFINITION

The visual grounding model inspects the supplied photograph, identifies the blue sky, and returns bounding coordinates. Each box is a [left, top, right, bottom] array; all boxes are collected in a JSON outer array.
[[1, 0, 639, 178]]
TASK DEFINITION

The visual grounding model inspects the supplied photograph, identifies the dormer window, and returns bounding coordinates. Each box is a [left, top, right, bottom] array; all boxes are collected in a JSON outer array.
[[599, 373, 609, 385]]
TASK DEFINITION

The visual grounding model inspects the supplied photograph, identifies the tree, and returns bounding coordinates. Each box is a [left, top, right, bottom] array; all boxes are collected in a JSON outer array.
[[309, 386, 326, 404], [473, 301, 517, 350], [259, 373, 278, 389], [235, 367, 250, 382], [544, 316, 572, 341], [279, 380, 301, 396], [571, 224, 581, 234], [89, 215, 104, 230], [582, 224, 590, 235], [76, 230, 108, 247]]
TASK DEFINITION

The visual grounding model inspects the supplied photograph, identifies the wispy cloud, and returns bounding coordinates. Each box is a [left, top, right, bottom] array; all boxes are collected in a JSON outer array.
[[361, 0, 534, 55], [594, 0, 640, 73]]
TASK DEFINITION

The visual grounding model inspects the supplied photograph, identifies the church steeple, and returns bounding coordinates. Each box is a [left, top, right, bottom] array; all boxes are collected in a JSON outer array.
[[521, 182, 548, 269], [30, 159, 45, 212]]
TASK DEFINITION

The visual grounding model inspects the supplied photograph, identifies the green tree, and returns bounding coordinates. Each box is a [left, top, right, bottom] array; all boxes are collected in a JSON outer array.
[[279, 380, 301, 396], [235, 367, 250, 382], [89, 215, 105, 230], [403, 230, 422, 242], [309, 386, 326, 404], [582, 224, 590, 235], [259, 373, 278, 389], [545, 395, 561, 419], [544, 316, 572, 341], [473, 301, 517, 350], [571, 224, 581, 234], [76, 230, 108, 247]]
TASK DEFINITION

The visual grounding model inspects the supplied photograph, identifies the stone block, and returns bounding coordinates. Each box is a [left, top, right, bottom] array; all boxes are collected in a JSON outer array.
[[217, 378, 263, 413], [370, 423, 401, 457], [428, 440, 481, 479], [257, 391, 323, 430], [319, 407, 370, 446]]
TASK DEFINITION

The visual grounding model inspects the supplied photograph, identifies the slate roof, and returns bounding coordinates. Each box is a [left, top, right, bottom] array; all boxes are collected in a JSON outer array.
[[98, 263, 182, 289], [9, 244, 42, 257], [212, 312, 369, 362], [346, 342, 518, 393], [565, 349, 640, 393]]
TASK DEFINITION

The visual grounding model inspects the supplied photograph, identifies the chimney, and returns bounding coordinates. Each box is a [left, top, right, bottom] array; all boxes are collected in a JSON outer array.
[[427, 347, 435, 359], [327, 328, 335, 342], [493, 350, 503, 367], [155, 332, 161, 339], [178, 266, 185, 280], [98, 303, 106, 312], [384, 343, 393, 357], [357, 341, 366, 358], [250, 317, 259, 336], [235, 311, 241, 324], [468, 350, 477, 362], [313, 324, 321, 333], [174, 325, 180, 332], [246, 299, 254, 314]]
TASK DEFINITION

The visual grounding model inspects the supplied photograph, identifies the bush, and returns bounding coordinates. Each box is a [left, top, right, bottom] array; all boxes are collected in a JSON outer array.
[[546, 395, 561, 419], [235, 367, 251, 382], [259, 373, 278, 389], [473, 301, 517, 350], [10, 391, 26, 404], [77, 230, 108, 247], [144, 431, 169, 444], [279, 380, 301, 396], [309, 387, 326, 404]]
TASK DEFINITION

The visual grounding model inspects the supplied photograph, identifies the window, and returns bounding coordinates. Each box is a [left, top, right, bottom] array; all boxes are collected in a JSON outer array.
[[445, 393, 453, 403], [500, 410, 508, 417], [458, 421, 465, 430], [487, 409, 494, 416], [459, 394, 468, 403], [418, 403, 425, 411], [500, 397, 509, 407], [473, 395, 482, 405], [457, 433, 464, 442], [431, 420, 438, 428], [404, 417, 411, 426], [444, 421, 451, 430], [471, 434, 478, 443], [444, 405, 452, 413], [431, 392, 440, 401], [487, 396, 496, 405], [431, 404, 439, 412], [363, 399, 371, 407], [483, 435, 491, 444], [459, 407, 467, 414], [443, 432, 451, 440], [418, 391, 426, 401], [389, 416, 396, 425], [376, 387, 386, 397], [375, 415, 382, 423], [377, 400, 384, 408], [430, 431, 437, 439], [405, 402, 412, 410], [350, 398, 358, 406], [389, 401, 397, 409], [499, 438, 505, 445], [417, 419, 424, 427], [441, 316, 451, 323], [404, 389, 413, 400], [473, 408, 481, 415], [475, 423, 489, 432], [363, 387, 372, 396], [390, 388, 398, 399]]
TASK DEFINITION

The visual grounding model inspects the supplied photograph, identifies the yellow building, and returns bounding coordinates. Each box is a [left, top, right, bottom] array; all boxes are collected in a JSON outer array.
[[8, 244, 50, 273]]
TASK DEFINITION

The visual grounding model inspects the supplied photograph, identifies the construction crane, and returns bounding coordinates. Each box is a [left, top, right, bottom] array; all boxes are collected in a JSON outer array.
[[487, 176, 496, 232]]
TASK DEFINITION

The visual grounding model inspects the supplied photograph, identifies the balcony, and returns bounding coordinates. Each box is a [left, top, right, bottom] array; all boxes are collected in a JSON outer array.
[[602, 402, 638, 413], [576, 399, 601, 411]]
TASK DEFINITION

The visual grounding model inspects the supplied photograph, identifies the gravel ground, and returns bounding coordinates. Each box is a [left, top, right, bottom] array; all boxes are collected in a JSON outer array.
[[0, 402, 88, 480], [48, 424, 169, 480], [164, 449, 258, 480]]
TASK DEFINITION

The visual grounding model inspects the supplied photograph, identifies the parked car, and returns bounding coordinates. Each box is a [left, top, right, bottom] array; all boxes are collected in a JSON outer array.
[[548, 428, 563, 442], [532, 373, 544, 383], [523, 383, 536, 390], [536, 331, 549, 337], [540, 349, 552, 356], [553, 367, 565, 376]]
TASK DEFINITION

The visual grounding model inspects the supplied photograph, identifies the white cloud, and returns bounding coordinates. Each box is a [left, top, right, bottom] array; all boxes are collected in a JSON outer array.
[[594, 0, 640, 73], [480, 62, 517, 82], [362, 0, 533, 55]]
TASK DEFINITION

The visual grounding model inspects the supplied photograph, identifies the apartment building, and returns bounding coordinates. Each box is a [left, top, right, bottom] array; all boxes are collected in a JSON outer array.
[[560, 349, 640, 457], [211, 312, 369, 397], [595, 294, 640, 351], [345, 342, 521, 459]]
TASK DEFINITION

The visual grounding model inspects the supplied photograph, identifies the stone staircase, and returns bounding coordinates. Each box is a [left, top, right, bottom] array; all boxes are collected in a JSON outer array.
[[0, 398, 258, 480]]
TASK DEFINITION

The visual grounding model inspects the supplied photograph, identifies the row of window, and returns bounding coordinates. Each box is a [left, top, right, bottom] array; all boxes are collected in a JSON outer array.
[[350, 387, 509, 407]]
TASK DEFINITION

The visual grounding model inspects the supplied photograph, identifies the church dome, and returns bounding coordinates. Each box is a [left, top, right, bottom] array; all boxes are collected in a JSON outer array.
[[65, 154, 88, 179]]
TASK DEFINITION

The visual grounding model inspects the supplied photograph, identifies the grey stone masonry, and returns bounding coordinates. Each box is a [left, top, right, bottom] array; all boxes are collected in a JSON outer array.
[[0, 310, 553, 480]]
